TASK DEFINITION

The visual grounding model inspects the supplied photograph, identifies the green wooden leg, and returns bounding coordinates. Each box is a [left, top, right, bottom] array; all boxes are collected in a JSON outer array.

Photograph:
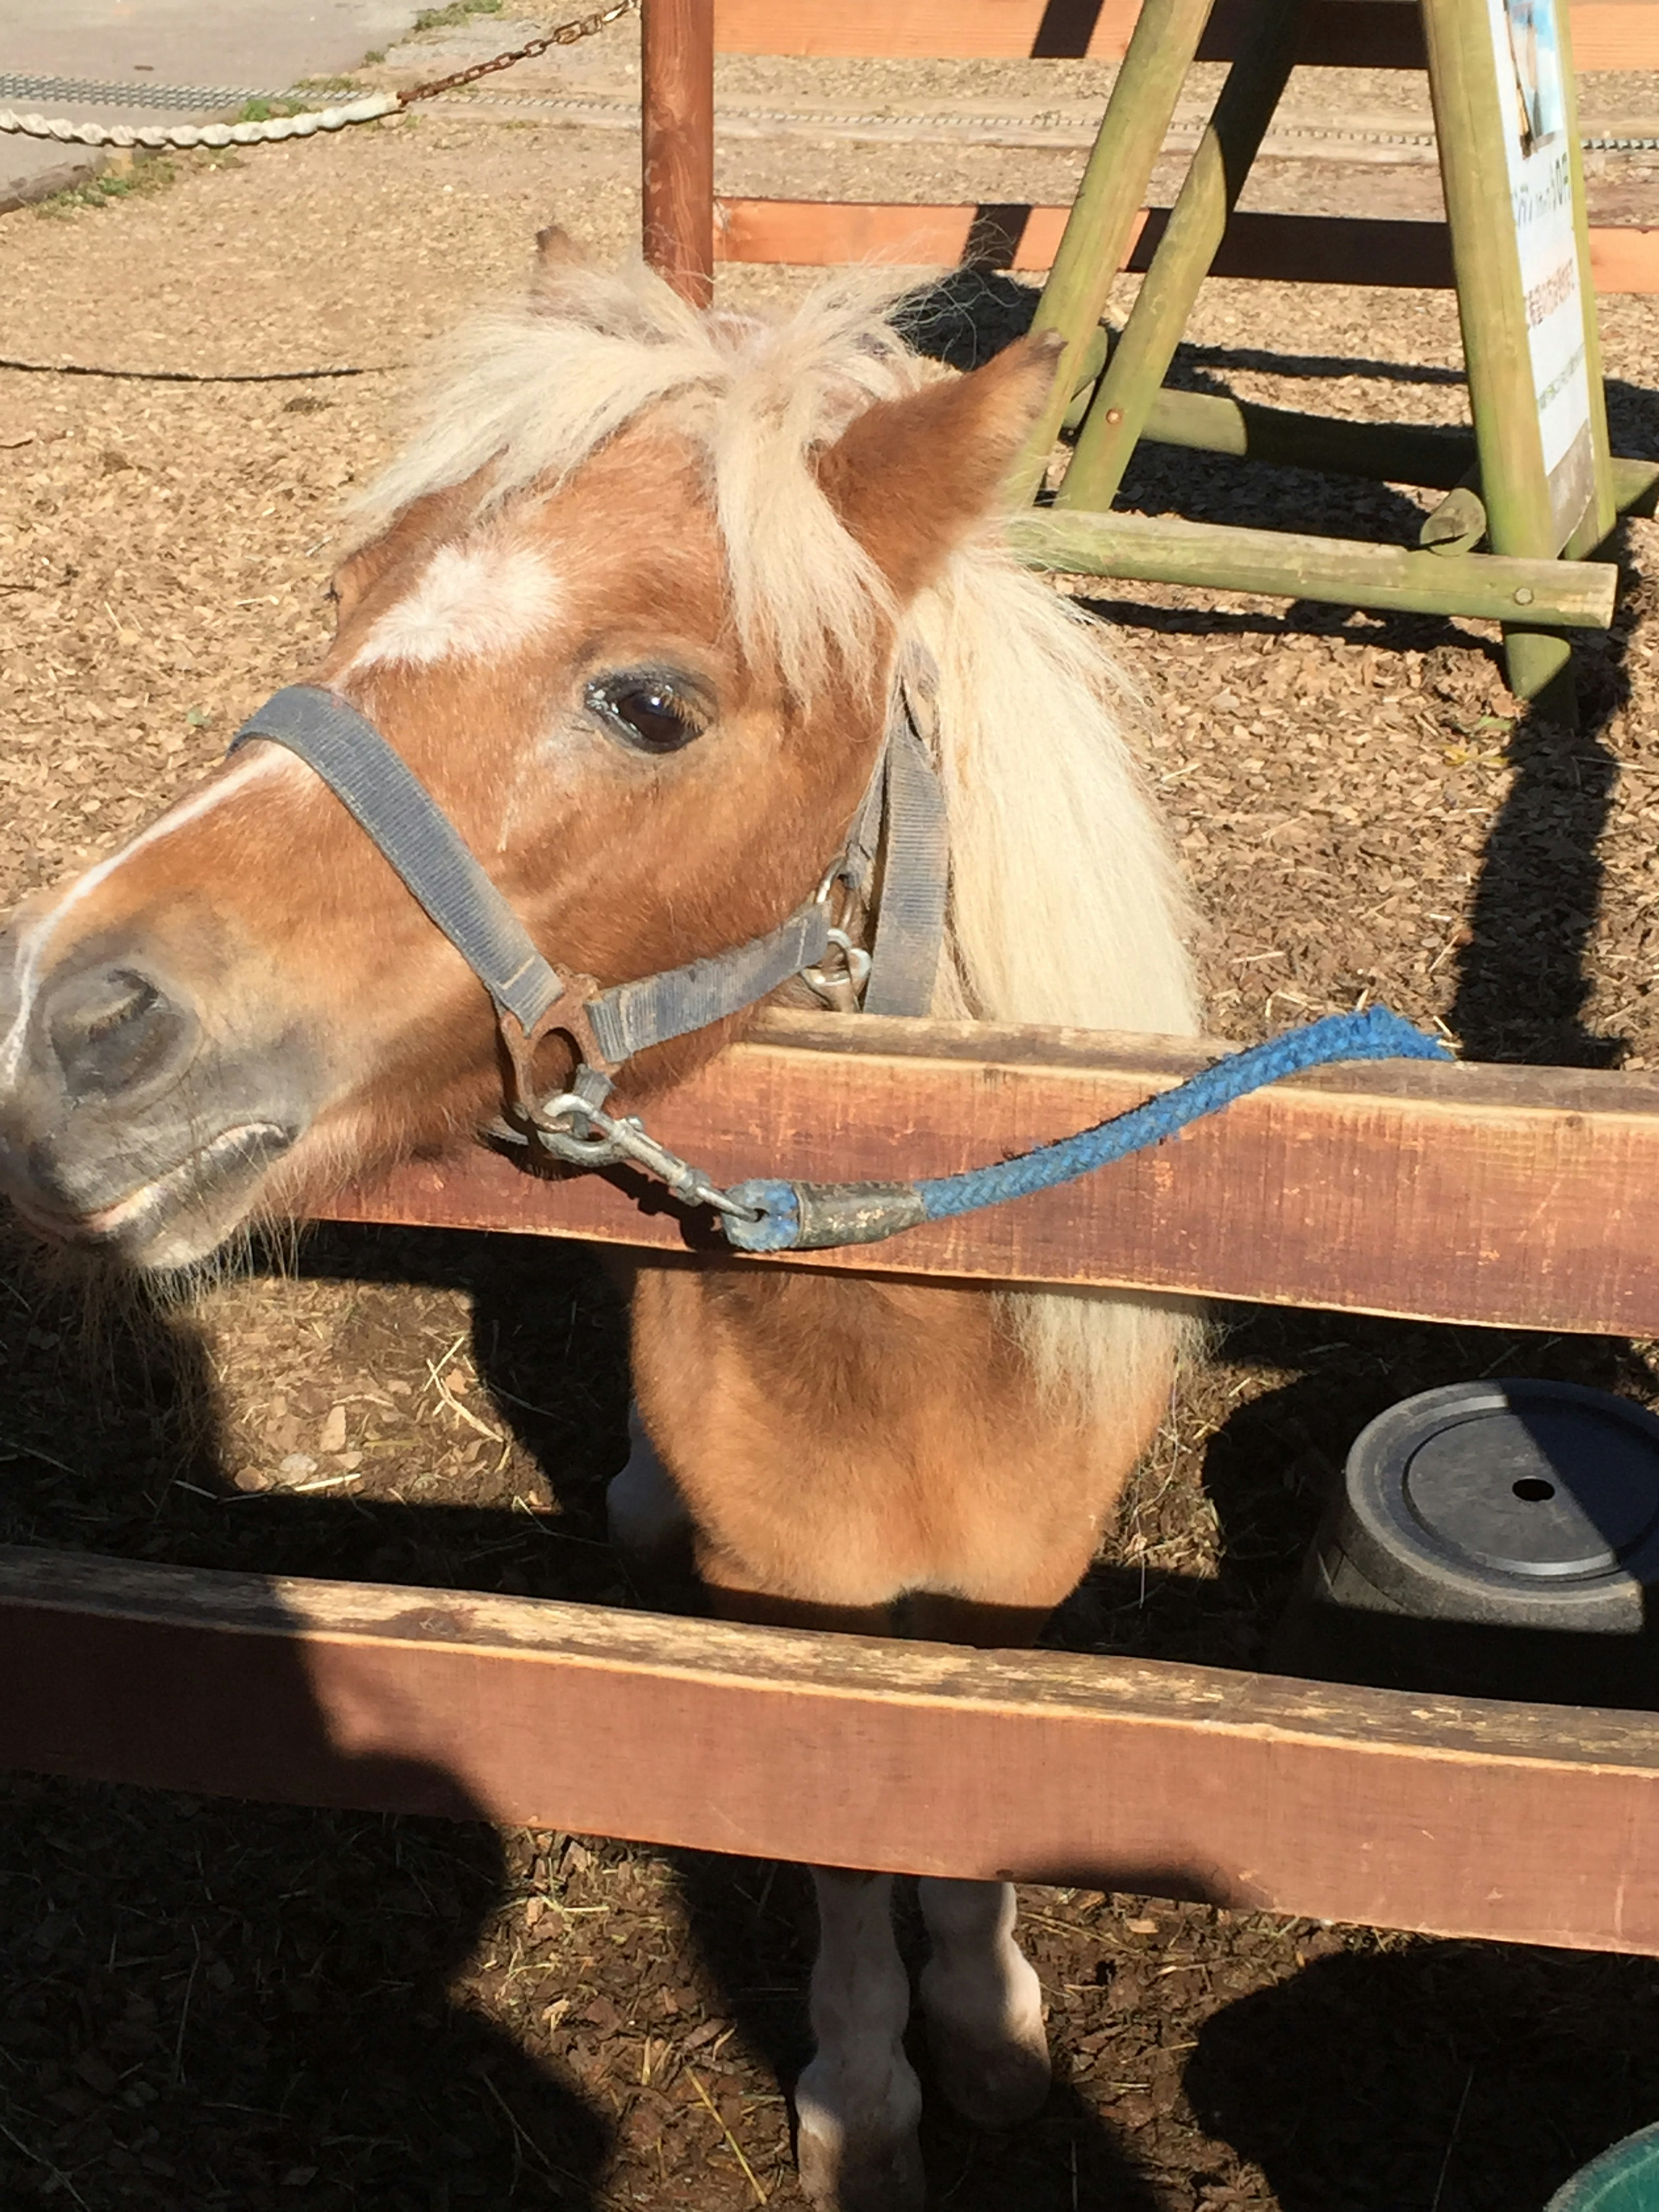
[[1559, 0, 1617, 559], [1420, 0, 1609, 725], [1008, 0, 1217, 505], [1057, 0, 1310, 515], [1503, 630, 1578, 721]]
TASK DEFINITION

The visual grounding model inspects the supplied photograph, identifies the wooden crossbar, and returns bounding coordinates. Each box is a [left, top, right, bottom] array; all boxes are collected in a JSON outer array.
[[320, 1010, 1659, 1338], [710, 0, 1657, 68], [6, 1545, 1659, 1954], [713, 201, 1659, 292]]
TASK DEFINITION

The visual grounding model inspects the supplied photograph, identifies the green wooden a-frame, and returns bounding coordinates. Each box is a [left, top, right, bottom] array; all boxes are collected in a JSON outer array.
[[1009, 0, 1655, 724]]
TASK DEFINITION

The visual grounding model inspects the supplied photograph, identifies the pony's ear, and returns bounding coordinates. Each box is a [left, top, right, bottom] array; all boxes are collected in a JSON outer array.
[[815, 330, 1064, 602], [531, 222, 590, 305], [329, 485, 467, 628]]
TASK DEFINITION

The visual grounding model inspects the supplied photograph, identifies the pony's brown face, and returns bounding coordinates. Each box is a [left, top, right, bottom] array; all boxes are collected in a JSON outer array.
[[0, 271, 1058, 1272]]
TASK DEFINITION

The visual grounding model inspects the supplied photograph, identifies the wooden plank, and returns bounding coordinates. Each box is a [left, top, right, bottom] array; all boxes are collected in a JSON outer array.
[[319, 1009, 1659, 1338], [1591, 225, 1659, 295], [6, 1544, 1659, 1954], [715, 199, 1071, 270], [713, 200, 1659, 291], [711, 0, 1655, 69]]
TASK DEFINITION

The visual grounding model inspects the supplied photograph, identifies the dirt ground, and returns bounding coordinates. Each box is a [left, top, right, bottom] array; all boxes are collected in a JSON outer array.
[[3, 17, 1659, 2209]]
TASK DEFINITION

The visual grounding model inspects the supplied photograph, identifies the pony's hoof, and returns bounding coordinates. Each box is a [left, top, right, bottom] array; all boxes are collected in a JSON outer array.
[[925, 2017, 1052, 2131], [796, 2112, 926, 2212]]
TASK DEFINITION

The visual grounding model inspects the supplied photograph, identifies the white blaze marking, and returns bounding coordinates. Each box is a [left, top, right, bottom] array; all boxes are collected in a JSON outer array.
[[0, 745, 301, 1086], [351, 542, 563, 669]]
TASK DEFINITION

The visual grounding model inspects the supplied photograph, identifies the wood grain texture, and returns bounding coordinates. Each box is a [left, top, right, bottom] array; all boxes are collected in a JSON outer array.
[[710, 0, 1651, 69], [4, 1545, 1659, 1953], [712, 201, 1658, 291], [642, 0, 715, 305], [1011, 507, 1618, 626], [318, 1009, 1659, 1337]]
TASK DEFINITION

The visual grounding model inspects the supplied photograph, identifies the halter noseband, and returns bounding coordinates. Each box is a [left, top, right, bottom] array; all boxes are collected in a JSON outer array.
[[228, 661, 946, 1207]]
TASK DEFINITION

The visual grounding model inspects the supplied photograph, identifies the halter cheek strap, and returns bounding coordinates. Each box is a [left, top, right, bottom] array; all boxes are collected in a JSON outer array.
[[229, 668, 947, 1211], [229, 683, 840, 1077], [230, 684, 567, 1035]]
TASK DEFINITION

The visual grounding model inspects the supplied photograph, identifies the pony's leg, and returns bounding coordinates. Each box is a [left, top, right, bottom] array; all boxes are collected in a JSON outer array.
[[916, 1878, 1049, 2129], [795, 1869, 925, 2212], [902, 1591, 1068, 2132], [605, 1403, 696, 1595], [699, 1568, 925, 2211]]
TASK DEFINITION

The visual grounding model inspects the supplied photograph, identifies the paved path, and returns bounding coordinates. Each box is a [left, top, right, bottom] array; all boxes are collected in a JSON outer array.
[[0, 0, 422, 209]]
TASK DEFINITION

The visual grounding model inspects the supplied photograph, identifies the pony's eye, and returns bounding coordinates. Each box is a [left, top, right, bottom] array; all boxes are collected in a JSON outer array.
[[585, 673, 706, 754]]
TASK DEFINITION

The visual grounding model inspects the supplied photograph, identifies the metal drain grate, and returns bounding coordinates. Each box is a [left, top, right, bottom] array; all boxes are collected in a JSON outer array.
[[0, 73, 293, 112]]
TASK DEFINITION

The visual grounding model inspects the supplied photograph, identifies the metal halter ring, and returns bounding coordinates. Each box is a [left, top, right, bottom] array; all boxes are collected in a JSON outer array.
[[801, 928, 873, 1007]]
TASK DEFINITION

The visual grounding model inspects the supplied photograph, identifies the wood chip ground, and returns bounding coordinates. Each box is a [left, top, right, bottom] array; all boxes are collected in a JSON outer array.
[[2, 22, 1659, 2209]]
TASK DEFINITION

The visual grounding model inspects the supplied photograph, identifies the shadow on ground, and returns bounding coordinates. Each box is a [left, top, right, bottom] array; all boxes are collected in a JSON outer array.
[[1187, 1939, 1659, 2212], [7, 1217, 1659, 2206]]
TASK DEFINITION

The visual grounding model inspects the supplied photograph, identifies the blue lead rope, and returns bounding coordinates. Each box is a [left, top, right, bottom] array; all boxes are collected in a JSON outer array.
[[719, 1006, 1451, 1255]]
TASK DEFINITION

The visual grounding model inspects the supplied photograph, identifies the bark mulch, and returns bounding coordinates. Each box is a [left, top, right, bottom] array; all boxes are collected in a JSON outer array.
[[2, 31, 1659, 2209]]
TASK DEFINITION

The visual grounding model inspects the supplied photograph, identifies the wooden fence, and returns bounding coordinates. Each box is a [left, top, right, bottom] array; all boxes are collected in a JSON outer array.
[[6, 1007, 1659, 1958], [6, 0, 1659, 1969], [698, 0, 1659, 291]]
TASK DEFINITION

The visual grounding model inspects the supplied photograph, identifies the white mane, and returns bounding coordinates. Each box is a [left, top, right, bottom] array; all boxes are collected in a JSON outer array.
[[353, 261, 1202, 1410]]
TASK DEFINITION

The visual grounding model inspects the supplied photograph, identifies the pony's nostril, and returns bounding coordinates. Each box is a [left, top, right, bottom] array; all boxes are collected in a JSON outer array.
[[50, 966, 193, 1100]]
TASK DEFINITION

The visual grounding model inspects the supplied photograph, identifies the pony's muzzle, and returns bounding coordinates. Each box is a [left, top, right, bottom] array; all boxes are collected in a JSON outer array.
[[0, 931, 321, 1268], [44, 961, 198, 1105]]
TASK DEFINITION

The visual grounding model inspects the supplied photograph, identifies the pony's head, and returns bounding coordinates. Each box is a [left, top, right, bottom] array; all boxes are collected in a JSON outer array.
[[0, 236, 1063, 1270]]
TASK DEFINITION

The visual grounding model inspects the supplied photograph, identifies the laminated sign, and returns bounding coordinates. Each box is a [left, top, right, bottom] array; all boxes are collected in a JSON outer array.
[[1488, 0, 1595, 545]]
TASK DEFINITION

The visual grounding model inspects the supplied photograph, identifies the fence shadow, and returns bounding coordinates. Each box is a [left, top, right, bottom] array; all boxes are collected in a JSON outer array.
[[10, 1215, 1659, 2202], [1185, 1940, 1659, 2212], [0, 1224, 613, 2212]]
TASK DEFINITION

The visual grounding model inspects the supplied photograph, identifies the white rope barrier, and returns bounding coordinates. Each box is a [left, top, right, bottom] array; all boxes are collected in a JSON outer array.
[[0, 92, 400, 151]]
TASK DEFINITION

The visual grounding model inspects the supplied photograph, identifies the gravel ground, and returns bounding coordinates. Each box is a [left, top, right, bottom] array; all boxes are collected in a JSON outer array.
[[2, 34, 1659, 2211]]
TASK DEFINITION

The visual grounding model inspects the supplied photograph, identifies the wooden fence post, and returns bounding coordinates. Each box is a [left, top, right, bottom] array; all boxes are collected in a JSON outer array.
[[1420, 0, 1610, 721], [642, 0, 714, 306]]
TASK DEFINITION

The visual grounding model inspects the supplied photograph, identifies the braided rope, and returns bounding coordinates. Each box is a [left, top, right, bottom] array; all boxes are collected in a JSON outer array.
[[3, 57, 1651, 158], [721, 1007, 1453, 1255], [0, 92, 399, 151], [0, 0, 639, 155]]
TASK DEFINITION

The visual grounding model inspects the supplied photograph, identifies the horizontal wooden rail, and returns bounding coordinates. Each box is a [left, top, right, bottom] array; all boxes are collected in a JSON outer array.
[[5, 1545, 1659, 1953], [712, 0, 1656, 70], [1012, 509, 1618, 624], [714, 200, 1659, 292], [320, 1010, 1659, 1338], [1130, 386, 1659, 513]]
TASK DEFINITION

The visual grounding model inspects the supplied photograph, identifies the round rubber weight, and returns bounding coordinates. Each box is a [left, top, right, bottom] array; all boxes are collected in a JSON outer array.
[[1326, 1380, 1659, 1634]]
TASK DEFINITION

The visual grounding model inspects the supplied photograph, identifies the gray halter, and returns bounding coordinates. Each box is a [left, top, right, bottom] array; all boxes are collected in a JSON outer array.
[[229, 657, 947, 1193]]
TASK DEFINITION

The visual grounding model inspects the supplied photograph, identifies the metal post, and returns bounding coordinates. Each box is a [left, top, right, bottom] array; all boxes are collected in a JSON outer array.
[[642, 0, 714, 308]]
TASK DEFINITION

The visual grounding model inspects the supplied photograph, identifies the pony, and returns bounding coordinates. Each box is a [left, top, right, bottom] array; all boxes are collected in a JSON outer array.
[[0, 232, 1200, 2212]]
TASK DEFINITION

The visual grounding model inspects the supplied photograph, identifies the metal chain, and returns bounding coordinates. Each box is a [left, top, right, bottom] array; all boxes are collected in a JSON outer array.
[[0, 0, 640, 153], [399, 0, 640, 104]]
